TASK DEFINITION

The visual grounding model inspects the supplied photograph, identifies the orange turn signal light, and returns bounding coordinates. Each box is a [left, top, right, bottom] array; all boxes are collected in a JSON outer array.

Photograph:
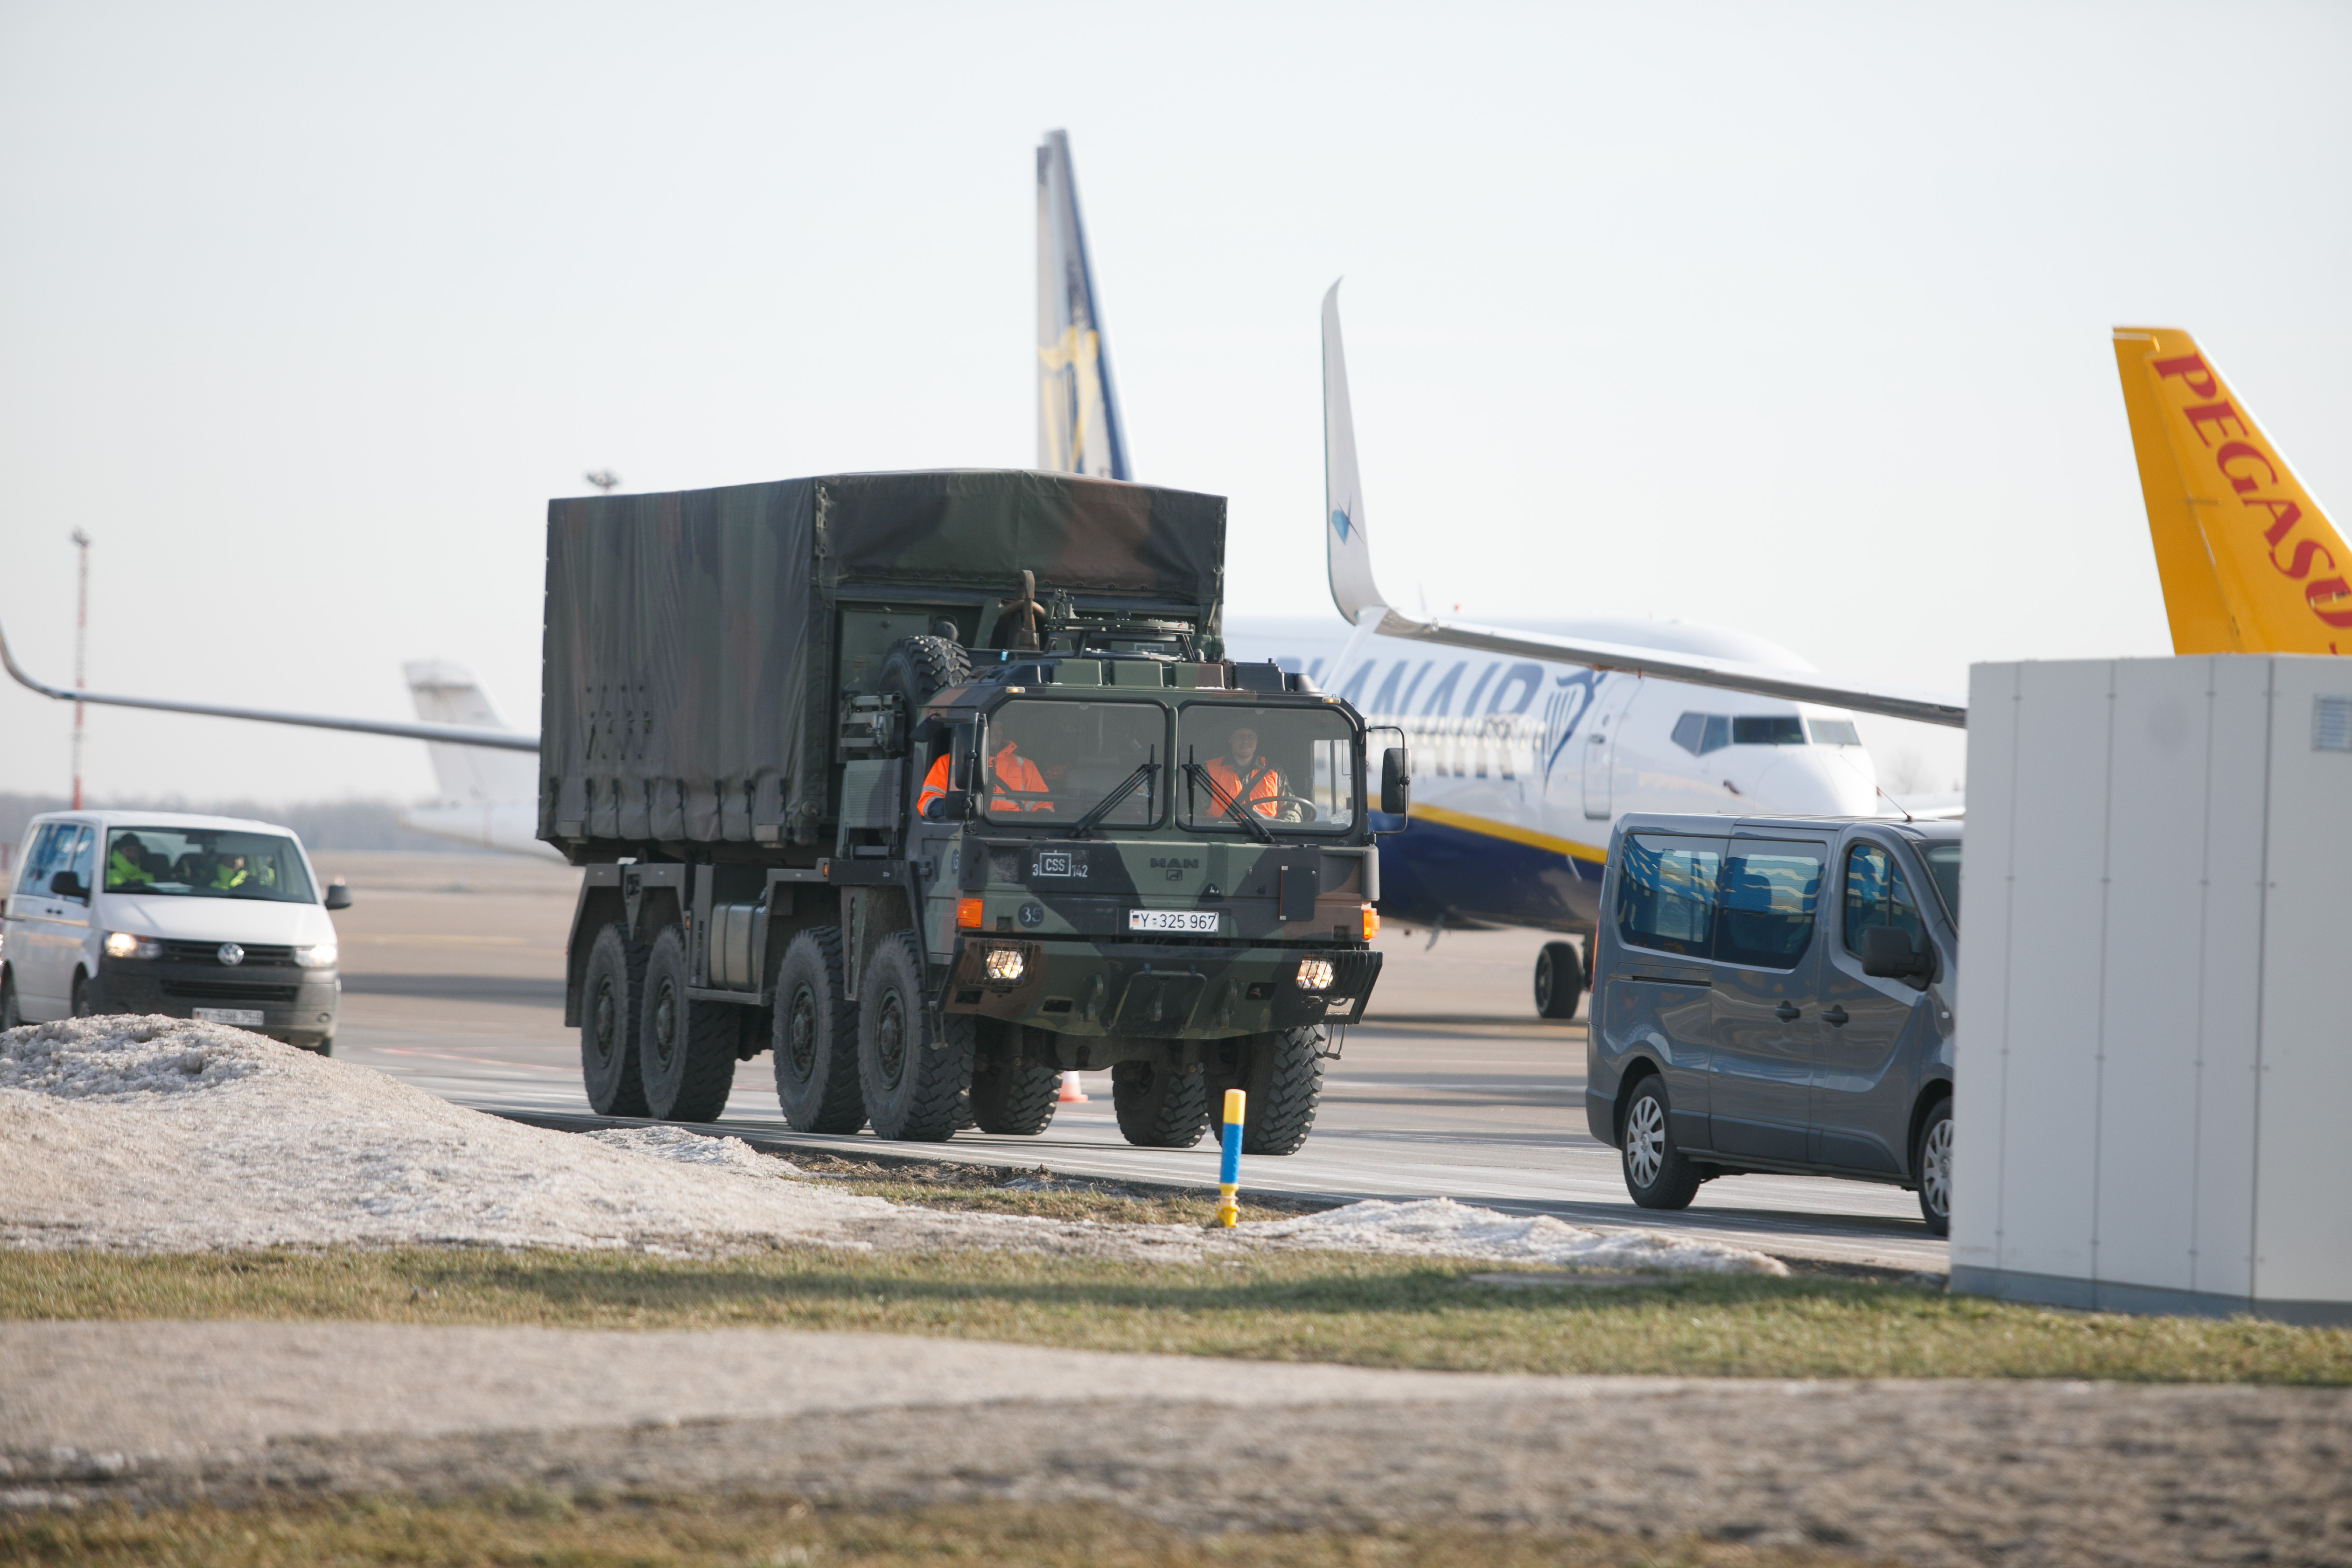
[[1361, 903, 1380, 941], [957, 896, 985, 931]]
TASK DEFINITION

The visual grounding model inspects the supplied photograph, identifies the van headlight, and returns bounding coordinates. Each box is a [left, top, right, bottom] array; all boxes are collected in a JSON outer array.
[[983, 946, 1026, 982], [294, 942, 338, 970], [103, 931, 162, 961], [1296, 957, 1335, 991]]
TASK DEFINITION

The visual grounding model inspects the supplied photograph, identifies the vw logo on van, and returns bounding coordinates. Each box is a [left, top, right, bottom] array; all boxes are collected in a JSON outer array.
[[216, 943, 245, 967]]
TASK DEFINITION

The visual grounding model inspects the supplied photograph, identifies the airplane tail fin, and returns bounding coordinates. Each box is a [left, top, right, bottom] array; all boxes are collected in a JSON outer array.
[[1322, 282, 1391, 627], [1036, 130, 1130, 480], [403, 660, 540, 805], [2113, 328, 2352, 655]]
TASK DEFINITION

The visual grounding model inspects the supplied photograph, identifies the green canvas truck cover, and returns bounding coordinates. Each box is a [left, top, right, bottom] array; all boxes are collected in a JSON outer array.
[[539, 469, 1226, 852]]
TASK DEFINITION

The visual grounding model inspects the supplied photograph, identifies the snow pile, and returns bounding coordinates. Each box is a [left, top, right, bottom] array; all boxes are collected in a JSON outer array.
[[1247, 1197, 1790, 1275], [0, 1016, 1786, 1275]]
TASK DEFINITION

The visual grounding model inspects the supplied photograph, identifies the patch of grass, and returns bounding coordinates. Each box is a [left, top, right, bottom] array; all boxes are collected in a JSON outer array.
[[2, 1245, 2346, 1384], [0, 1491, 1873, 1567], [788, 1153, 1324, 1227]]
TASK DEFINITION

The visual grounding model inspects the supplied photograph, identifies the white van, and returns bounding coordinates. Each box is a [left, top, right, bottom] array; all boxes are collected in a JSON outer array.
[[0, 810, 349, 1053]]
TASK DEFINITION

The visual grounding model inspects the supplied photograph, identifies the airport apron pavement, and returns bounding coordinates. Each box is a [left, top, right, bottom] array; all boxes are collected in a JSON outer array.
[[322, 872, 1947, 1273]]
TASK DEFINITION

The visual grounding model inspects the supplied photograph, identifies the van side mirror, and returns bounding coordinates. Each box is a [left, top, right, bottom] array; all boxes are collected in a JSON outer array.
[[1860, 925, 1932, 984], [324, 883, 354, 911], [1379, 746, 1411, 817], [49, 870, 86, 901]]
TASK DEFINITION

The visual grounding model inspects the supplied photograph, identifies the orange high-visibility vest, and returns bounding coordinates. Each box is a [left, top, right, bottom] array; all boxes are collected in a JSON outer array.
[[917, 747, 1054, 815], [1203, 756, 1281, 818]]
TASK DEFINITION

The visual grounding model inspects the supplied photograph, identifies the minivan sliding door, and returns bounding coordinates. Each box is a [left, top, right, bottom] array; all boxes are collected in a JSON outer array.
[[1707, 838, 1827, 1162]]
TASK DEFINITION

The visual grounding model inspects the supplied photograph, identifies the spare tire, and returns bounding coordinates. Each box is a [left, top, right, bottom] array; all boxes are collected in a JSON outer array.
[[880, 635, 971, 706]]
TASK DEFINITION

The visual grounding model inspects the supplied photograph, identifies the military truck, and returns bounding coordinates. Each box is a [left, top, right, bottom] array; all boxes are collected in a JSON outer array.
[[543, 470, 1400, 1153]]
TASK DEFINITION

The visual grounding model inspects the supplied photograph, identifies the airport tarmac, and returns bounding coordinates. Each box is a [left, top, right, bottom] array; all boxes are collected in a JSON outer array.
[[317, 853, 1949, 1273]]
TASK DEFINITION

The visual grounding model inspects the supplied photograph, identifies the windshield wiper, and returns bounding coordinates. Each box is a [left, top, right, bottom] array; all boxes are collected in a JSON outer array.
[[1068, 759, 1158, 839], [1183, 760, 1274, 844]]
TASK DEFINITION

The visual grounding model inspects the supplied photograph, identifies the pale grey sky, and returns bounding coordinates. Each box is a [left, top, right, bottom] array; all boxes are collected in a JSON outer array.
[[3, 0, 2346, 803]]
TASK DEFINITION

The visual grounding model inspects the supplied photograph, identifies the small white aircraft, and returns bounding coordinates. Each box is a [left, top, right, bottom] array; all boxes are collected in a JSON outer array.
[[394, 661, 560, 860]]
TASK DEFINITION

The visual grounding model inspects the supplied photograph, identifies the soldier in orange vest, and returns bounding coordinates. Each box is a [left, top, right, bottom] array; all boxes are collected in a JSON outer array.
[[918, 715, 1056, 816], [1202, 724, 1284, 819]]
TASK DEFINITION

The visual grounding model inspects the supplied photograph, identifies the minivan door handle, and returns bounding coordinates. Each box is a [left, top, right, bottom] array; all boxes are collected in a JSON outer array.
[[1822, 1005, 1849, 1027], [1773, 1002, 1801, 1022]]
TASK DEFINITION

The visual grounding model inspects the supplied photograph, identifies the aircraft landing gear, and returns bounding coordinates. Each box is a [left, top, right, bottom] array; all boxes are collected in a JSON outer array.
[[1533, 940, 1584, 1021]]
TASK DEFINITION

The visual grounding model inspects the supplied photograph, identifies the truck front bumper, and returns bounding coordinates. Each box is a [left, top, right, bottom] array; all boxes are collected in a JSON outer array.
[[941, 937, 1380, 1038]]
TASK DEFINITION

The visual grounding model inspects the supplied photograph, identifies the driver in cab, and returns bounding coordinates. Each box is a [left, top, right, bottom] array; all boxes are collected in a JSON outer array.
[[918, 712, 1056, 817], [1204, 725, 1290, 821]]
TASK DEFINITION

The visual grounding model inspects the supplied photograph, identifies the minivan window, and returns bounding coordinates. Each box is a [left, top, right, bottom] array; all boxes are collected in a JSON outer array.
[[1712, 841, 1823, 969], [16, 823, 72, 896], [1843, 841, 1925, 955], [1921, 843, 1961, 923], [1615, 834, 1722, 957], [103, 827, 317, 904]]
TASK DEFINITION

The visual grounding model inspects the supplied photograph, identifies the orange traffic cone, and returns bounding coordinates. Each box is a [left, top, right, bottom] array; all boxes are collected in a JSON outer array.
[[1057, 1071, 1088, 1103]]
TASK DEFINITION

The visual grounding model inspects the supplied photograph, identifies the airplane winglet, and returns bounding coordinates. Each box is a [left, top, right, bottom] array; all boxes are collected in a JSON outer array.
[[0, 610, 540, 752], [1037, 130, 1131, 481], [1321, 281, 1389, 627]]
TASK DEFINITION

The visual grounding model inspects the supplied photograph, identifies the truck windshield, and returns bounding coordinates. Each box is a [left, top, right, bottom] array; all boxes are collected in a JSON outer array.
[[985, 699, 1167, 827], [103, 827, 317, 904], [1176, 704, 1358, 832], [1922, 842, 1961, 923]]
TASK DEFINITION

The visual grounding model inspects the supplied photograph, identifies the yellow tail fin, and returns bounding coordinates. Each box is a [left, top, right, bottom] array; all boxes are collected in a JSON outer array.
[[2114, 328, 2351, 656]]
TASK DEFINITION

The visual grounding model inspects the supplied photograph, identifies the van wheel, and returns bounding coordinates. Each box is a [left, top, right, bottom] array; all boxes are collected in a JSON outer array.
[[0, 973, 21, 1031], [638, 925, 737, 1123], [580, 922, 651, 1117], [1112, 1054, 1208, 1148], [1534, 942, 1584, 1020], [969, 1023, 1060, 1135], [1914, 1096, 1953, 1237], [71, 972, 93, 1019], [858, 931, 973, 1141], [1621, 1075, 1702, 1210], [772, 928, 866, 1133], [1206, 1027, 1323, 1155]]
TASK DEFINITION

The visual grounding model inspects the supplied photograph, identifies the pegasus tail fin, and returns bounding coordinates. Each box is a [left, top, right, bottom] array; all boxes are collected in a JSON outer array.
[[402, 660, 540, 805], [1322, 281, 1389, 626], [2113, 327, 2352, 655], [1036, 130, 1130, 480]]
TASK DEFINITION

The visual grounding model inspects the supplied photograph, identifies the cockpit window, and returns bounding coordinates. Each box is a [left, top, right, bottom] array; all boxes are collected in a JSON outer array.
[[1731, 715, 1805, 745], [1670, 714, 1732, 756], [1807, 718, 1861, 746], [1673, 713, 1819, 753]]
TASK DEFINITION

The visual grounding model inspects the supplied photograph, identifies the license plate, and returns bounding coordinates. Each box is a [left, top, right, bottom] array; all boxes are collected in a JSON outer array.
[[193, 1008, 265, 1027], [1128, 910, 1219, 934]]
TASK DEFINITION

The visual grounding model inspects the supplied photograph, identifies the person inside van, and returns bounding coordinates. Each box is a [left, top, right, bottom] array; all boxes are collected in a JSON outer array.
[[106, 833, 153, 890], [211, 853, 252, 891]]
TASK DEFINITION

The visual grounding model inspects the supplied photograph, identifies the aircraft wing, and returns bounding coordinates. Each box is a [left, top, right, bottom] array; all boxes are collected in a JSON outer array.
[[0, 616, 540, 752], [1318, 282, 1968, 730]]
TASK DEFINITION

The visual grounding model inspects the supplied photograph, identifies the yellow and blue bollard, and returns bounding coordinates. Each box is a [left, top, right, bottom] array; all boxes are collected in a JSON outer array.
[[1216, 1088, 1246, 1227]]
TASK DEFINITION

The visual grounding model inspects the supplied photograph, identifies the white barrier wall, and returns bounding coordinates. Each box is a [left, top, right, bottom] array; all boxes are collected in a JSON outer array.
[[1952, 655, 2351, 1323]]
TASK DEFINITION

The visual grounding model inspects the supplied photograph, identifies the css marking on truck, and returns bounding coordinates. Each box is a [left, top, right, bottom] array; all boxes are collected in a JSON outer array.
[[543, 470, 1407, 1154]]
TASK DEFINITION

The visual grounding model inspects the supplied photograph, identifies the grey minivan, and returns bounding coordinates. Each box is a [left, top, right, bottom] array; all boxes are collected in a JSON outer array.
[[1586, 813, 1960, 1234]]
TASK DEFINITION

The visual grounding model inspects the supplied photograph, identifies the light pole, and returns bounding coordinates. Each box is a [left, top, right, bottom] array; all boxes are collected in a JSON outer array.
[[70, 528, 90, 810]]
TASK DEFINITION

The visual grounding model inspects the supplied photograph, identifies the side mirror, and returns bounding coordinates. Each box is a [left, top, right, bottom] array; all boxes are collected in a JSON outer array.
[[1379, 746, 1411, 818], [1860, 925, 1932, 984], [49, 870, 86, 901], [324, 883, 354, 911]]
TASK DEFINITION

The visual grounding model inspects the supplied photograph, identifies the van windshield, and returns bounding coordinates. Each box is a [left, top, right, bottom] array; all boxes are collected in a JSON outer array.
[[1921, 843, 1961, 923], [104, 827, 317, 904]]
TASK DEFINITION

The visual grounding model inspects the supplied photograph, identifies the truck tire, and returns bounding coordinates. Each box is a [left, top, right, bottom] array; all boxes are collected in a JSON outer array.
[[580, 922, 651, 1117], [1620, 1073, 1702, 1210], [879, 634, 971, 705], [1207, 1027, 1323, 1155], [1112, 1055, 1209, 1148], [857, 931, 973, 1141], [638, 925, 737, 1123], [771, 928, 866, 1134], [1534, 941, 1583, 1020], [968, 1022, 1059, 1135]]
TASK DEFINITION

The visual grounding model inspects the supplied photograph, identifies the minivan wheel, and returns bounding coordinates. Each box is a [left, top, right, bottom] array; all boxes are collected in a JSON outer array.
[[1914, 1096, 1953, 1237], [1533, 942, 1583, 1020], [1620, 1075, 1702, 1210], [71, 973, 93, 1019], [0, 973, 20, 1031]]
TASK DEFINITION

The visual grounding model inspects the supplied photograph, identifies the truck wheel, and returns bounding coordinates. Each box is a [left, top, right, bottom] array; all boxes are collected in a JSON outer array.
[[580, 922, 651, 1117], [1621, 1074, 1702, 1210], [857, 931, 973, 1141], [1111, 1055, 1209, 1148], [969, 1022, 1059, 1135], [638, 925, 737, 1123], [772, 928, 866, 1133], [1207, 1027, 1323, 1156], [879, 635, 971, 704], [1914, 1095, 1953, 1238], [1534, 941, 1584, 1020]]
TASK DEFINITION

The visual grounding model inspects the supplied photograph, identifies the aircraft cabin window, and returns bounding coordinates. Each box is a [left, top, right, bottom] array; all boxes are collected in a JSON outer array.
[[1730, 716, 1806, 746], [1808, 718, 1862, 747], [1670, 713, 1732, 756], [1842, 841, 1925, 956], [1711, 841, 1823, 969]]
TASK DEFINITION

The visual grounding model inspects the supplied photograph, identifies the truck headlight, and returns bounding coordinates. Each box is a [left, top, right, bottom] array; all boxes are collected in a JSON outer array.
[[1296, 957, 1335, 991], [983, 946, 1026, 982], [294, 942, 338, 970], [103, 931, 162, 961]]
